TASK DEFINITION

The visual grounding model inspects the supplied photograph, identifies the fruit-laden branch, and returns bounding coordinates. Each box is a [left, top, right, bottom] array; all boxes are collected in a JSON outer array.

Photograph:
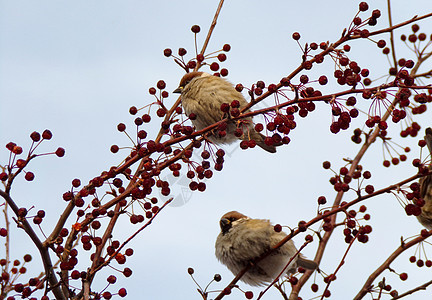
[[353, 230, 432, 300], [240, 11, 432, 113], [213, 170, 432, 300], [350, 12, 432, 39], [68, 7, 228, 283], [0, 190, 66, 300], [290, 28, 432, 297]]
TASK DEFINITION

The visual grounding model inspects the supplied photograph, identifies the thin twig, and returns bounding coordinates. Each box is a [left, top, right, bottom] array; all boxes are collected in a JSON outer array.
[[391, 279, 432, 299], [386, 0, 398, 69], [3, 201, 10, 283], [197, 0, 225, 64], [350, 12, 432, 39], [257, 241, 312, 300], [274, 283, 289, 300], [320, 234, 358, 300]]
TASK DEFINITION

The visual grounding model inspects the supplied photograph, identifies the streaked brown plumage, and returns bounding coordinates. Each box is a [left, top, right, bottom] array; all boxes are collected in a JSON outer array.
[[173, 72, 279, 153], [418, 127, 432, 229], [215, 211, 317, 286]]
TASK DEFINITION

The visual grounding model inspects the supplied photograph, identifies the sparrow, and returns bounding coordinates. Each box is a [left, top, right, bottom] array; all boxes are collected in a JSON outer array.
[[418, 127, 432, 229], [215, 211, 318, 286], [173, 72, 279, 153]]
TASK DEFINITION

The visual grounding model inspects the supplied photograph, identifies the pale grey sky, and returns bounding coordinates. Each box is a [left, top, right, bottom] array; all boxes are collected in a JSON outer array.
[[1, 1, 432, 299]]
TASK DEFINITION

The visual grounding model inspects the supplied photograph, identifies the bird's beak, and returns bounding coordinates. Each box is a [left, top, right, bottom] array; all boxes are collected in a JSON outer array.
[[173, 87, 183, 94], [220, 218, 231, 234]]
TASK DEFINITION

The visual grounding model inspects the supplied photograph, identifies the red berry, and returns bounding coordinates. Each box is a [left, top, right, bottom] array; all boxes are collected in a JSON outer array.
[[110, 145, 119, 153], [178, 48, 187, 56], [217, 53, 227, 62], [210, 62, 219, 71], [72, 179, 81, 188], [30, 131, 41, 142], [191, 25, 200, 33], [318, 196, 327, 205], [17, 207, 27, 217], [16, 159, 26, 169], [55, 147, 65, 157], [42, 129, 52, 140], [129, 106, 138, 115], [71, 270, 81, 279], [365, 185, 374, 194], [318, 75, 328, 85], [359, 2, 369, 11], [107, 275, 117, 284], [292, 32, 301, 40], [163, 48, 172, 57], [118, 288, 127, 297], [156, 108, 166, 117], [157, 80, 166, 90], [274, 224, 282, 232], [377, 40, 386, 48], [25, 172, 35, 181], [300, 75, 309, 84], [149, 87, 157, 95]]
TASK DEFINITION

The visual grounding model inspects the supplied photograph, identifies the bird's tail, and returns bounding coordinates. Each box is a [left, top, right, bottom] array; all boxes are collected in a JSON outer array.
[[425, 127, 432, 156], [297, 256, 318, 270], [246, 131, 282, 153]]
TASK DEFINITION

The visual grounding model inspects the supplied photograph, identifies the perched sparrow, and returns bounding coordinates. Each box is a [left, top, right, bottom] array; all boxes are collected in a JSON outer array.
[[418, 127, 432, 229], [215, 211, 318, 286], [173, 72, 279, 153]]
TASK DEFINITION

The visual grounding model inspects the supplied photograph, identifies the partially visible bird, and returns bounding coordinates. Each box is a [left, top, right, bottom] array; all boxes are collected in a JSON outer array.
[[215, 211, 318, 286], [173, 72, 279, 153], [418, 127, 432, 229]]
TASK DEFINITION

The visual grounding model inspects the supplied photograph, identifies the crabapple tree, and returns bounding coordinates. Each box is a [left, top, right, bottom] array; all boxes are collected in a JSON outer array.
[[1, 1, 432, 300]]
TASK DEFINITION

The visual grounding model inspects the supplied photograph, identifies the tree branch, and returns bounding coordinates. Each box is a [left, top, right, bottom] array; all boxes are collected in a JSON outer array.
[[353, 231, 432, 300], [0, 190, 66, 300]]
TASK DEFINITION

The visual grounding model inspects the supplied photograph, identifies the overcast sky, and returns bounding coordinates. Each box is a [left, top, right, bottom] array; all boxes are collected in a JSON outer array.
[[1, 1, 432, 299]]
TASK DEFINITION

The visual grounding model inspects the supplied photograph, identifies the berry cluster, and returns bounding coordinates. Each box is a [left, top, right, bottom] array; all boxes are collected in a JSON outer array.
[[163, 25, 231, 76], [1, 130, 65, 183]]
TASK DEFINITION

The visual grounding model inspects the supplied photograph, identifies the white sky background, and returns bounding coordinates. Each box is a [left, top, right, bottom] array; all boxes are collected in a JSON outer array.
[[1, 0, 432, 299]]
